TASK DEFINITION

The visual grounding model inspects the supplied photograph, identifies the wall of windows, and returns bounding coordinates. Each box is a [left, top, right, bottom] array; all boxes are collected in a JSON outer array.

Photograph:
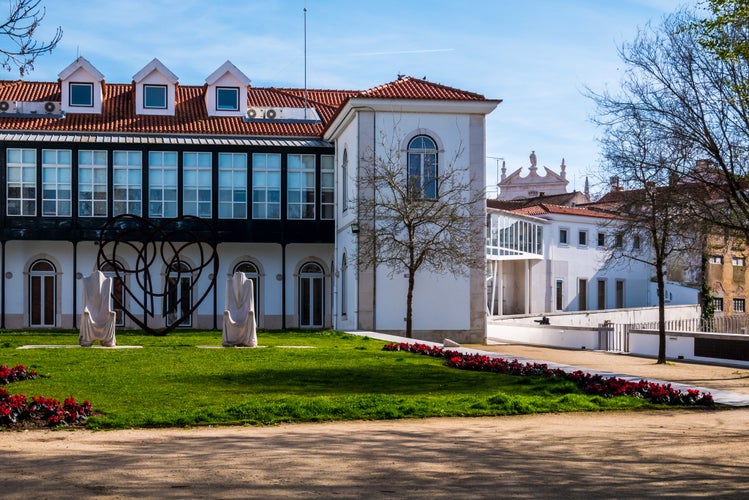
[[2, 146, 334, 228]]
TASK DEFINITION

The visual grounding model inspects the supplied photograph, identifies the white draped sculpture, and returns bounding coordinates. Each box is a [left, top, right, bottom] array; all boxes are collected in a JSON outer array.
[[79, 270, 117, 347], [222, 271, 257, 347]]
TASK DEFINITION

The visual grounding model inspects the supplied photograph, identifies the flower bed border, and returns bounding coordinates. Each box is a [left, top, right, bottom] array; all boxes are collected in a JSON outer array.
[[382, 342, 714, 406]]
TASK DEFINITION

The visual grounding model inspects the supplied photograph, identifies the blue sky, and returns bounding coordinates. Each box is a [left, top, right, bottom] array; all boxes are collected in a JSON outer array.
[[22, 0, 685, 197]]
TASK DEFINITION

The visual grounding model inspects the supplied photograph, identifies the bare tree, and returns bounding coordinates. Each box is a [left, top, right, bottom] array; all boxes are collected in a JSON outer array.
[[587, 8, 749, 240], [356, 130, 485, 338], [0, 0, 62, 76], [591, 106, 703, 363]]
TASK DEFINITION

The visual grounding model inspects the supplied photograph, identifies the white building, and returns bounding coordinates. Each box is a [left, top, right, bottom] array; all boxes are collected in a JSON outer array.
[[0, 57, 499, 343], [486, 202, 696, 317]]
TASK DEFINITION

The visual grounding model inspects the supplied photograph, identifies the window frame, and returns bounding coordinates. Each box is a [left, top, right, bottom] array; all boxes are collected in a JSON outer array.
[[216, 86, 239, 111], [733, 256, 746, 267], [578, 278, 588, 311], [714, 297, 724, 312], [320, 154, 335, 220], [710, 255, 724, 265], [7, 148, 37, 216], [219, 152, 248, 219], [597, 232, 606, 247], [112, 150, 143, 216], [69, 82, 94, 107], [148, 151, 178, 218], [182, 152, 212, 218], [555, 279, 564, 311], [559, 228, 569, 246], [41, 149, 72, 217], [287, 153, 316, 220], [578, 230, 588, 247], [250, 153, 279, 220], [407, 135, 438, 199], [341, 148, 349, 213], [143, 84, 168, 109], [78, 150, 108, 217], [734, 297, 746, 313]]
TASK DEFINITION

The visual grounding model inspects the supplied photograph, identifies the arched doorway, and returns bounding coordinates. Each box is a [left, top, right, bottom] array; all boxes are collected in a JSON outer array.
[[233, 261, 259, 321], [165, 261, 192, 327], [299, 262, 324, 328], [29, 259, 56, 327]]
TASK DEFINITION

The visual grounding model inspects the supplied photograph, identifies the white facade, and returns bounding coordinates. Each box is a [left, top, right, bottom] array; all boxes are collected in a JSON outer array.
[[325, 98, 498, 342], [486, 205, 697, 317]]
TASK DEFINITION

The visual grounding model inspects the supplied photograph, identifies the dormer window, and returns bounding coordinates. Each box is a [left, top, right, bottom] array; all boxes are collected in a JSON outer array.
[[144, 84, 167, 109], [216, 87, 239, 111], [69, 83, 93, 107], [204, 61, 250, 117], [132, 58, 178, 116], [59, 57, 104, 114]]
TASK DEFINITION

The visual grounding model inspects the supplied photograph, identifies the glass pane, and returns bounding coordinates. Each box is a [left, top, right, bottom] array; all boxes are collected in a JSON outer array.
[[7, 149, 20, 163], [144, 85, 167, 108], [70, 83, 93, 106], [266, 154, 280, 169], [183, 153, 196, 167], [79, 150, 92, 165], [7, 167, 20, 183], [164, 151, 177, 165]]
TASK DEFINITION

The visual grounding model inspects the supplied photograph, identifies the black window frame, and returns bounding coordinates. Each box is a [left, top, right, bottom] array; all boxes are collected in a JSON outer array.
[[69, 82, 94, 107]]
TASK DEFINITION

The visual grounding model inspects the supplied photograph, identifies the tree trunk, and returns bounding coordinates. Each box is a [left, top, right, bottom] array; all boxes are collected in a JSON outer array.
[[656, 259, 667, 364], [406, 269, 415, 338]]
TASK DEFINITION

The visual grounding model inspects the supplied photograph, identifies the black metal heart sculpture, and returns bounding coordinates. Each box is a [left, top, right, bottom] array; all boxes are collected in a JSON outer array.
[[96, 214, 219, 336]]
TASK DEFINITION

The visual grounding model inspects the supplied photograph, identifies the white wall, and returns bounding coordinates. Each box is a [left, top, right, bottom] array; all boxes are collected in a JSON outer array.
[[490, 304, 701, 327]]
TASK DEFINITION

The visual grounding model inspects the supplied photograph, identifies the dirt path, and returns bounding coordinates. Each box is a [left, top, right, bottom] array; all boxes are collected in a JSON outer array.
[[2, 409, 749, 498]]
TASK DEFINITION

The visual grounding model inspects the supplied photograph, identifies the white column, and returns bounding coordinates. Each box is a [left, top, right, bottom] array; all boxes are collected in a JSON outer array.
[[524, 259, 531, 314]]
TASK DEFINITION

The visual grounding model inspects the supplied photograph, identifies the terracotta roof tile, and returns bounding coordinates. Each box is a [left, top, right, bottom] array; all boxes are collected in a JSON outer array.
[[0, 80, 359, 138], [361, 76, 487, 101], [0, 77, 496, 138], [510, 203, 622, 220]]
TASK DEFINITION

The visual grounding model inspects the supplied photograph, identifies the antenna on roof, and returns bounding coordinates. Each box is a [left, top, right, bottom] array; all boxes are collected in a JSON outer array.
[[303, 5, 308, 119]]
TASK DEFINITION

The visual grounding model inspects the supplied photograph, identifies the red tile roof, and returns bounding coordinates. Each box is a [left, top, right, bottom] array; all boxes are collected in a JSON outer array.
[[0, 76, 494, 138], [509, 203, 622, 220], [360, 76, 488, 101]]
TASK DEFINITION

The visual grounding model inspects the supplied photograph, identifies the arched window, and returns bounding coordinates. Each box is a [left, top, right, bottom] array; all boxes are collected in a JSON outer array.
[[100, 261, 126, 327], [299, 262, 324, 328], [341, 148, 348, 212], [407, 135, 437, 199], [233, 261, 260, 321], [29, 259, 56, 327], [340, 252, 348, 316], [165, 261, 192, 327]]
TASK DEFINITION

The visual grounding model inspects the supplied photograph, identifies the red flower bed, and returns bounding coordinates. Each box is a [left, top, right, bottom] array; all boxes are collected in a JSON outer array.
[[0, 363, 94, 428], [383, 342, 714, 406], [0, 363, 38, 384]]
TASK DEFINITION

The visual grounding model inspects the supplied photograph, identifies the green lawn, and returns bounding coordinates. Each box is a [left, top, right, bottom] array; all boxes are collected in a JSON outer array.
[[1, 329, 662, 429]]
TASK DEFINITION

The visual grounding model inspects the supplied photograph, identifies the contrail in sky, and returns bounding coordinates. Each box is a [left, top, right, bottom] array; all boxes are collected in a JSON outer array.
[[352, 48, 455, 56]]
